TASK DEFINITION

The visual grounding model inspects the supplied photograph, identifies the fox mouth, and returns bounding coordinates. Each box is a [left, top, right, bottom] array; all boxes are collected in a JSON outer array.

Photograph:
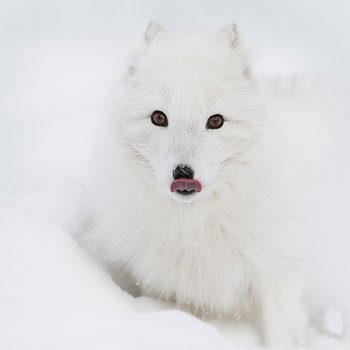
[[170, 179, 202, 196]]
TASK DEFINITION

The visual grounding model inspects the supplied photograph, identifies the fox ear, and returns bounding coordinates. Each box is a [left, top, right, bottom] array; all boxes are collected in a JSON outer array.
[[128, 21, 166, 75], [221, 23, 252, 78], [144, 21, 166, 45], [221, 23, 239, 46]]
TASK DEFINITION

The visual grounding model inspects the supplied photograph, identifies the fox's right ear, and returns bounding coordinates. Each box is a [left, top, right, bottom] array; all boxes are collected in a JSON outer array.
[[128, 21, 167, 75], [144, 21, 167, 45]]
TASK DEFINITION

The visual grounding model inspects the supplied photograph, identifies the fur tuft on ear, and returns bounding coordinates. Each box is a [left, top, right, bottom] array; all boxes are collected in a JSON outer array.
[[144, 21, 166, 45], [222, 23, 239, 46]]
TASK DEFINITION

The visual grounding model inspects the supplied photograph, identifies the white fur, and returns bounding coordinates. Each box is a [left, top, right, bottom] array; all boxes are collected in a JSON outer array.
[[81, 23, 347, 346]]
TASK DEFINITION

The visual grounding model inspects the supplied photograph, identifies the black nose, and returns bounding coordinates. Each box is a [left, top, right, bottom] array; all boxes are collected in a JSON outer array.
[[173, 164, 194, 179]]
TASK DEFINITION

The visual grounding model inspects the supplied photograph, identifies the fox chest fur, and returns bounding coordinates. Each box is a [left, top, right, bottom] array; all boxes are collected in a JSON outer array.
[[96, 180, 291, 320]]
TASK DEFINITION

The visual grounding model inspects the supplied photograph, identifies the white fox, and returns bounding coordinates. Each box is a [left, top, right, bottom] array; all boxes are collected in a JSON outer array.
[[82, 22, 350, 346]]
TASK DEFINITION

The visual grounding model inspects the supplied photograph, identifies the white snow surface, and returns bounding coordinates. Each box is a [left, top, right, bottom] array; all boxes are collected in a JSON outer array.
[[0, 197, 229, 350], [1, 0, 350, 349], [0, 181, 349, 350]]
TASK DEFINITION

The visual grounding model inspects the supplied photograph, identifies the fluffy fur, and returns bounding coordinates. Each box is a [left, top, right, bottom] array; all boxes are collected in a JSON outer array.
[[82, 22, 347, 346]]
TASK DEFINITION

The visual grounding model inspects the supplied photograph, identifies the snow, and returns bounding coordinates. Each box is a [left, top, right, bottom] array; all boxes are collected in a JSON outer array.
[[0, 182, 349, 350], [1, 0, 350, 349], [0, 197, 231, 350]]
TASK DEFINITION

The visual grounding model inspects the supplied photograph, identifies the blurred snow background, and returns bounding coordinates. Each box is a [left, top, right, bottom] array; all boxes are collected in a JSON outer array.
[[0, 0, 350, 349]]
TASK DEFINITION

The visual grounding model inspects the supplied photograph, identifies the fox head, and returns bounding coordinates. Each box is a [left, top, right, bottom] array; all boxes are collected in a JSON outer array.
[[114, 22, 264, 203]]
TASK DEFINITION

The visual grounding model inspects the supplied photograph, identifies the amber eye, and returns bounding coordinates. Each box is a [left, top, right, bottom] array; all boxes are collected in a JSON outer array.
[[206, 114, 224, 129], [151, 110, 168, 127]]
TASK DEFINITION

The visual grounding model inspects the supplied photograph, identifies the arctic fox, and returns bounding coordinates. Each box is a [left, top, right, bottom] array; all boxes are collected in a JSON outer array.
[[83, 22, 348, 346]]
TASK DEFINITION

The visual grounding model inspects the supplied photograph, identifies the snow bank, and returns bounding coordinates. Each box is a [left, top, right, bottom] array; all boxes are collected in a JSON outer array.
[[0, 181, 348, 350], [0, 200, 232, 350]]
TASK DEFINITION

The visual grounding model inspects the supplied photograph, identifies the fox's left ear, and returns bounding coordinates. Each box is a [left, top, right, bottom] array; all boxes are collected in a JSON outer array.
[[221, 23, 251, 78], [222, 23, 240, 46]]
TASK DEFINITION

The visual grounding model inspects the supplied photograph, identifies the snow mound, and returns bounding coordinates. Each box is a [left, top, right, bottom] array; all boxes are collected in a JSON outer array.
[[0, 180, 349, 349]]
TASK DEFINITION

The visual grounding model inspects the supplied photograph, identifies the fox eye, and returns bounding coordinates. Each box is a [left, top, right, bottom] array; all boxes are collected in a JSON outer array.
[[151, 110, 168, 127], [206, 114, 224, 129]]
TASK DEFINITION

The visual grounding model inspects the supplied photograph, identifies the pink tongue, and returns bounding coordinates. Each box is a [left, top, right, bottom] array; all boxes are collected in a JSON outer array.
[[170, 178, 202, 193]]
